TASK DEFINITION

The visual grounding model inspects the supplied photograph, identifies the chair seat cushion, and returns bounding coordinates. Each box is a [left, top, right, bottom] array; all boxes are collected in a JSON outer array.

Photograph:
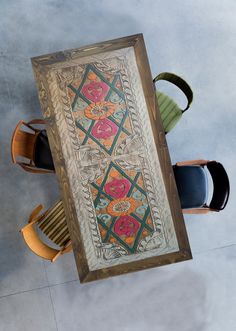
[[156, 91, 182, 133], [173, 165, 208, 209], [34, 130, 55, 171]]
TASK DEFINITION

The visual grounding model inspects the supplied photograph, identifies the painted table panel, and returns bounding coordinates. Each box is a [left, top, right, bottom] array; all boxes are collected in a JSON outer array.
[[32, 34, 191, 282]]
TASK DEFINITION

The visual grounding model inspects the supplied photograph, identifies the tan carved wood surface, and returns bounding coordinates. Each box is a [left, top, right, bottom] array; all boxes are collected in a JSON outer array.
[[32, 34, 192, 283]]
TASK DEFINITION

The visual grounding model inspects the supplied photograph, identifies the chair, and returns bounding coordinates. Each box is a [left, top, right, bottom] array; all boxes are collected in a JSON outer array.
[[11, 119, 55, 173], [153, 72, 193, 133], [173, 159, 230, 214], [20, 200, 72, 262]]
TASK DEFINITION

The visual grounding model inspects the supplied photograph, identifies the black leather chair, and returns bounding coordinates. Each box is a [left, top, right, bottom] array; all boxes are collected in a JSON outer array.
[[173, 159, 230, 214], [11, 119, 54, 173]]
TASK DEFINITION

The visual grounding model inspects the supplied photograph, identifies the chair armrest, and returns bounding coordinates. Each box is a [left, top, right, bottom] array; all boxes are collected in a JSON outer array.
[[26, 119, 46, 132], [19, 162, 55, 174], [176, 159, 210, 167], [29, 204, 44, 223], [28, 119, 45, 125], [21, 223, 60, 262], [182, 208, 218, 214]]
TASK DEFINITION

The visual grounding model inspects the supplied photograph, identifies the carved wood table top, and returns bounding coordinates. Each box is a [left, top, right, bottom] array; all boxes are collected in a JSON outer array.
[[32, 34, 192, 283]]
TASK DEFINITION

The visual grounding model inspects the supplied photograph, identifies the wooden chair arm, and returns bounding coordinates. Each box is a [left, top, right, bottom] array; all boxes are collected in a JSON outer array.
[[27, 119, 45, 125], [11, 120, 25, 163], [29, 204, 44, 223], [25, 119, 45, 132], [21, 223, 61, 262], [182, 208, 219, 214], [19, 162, 55, 174], [176, 159, 210, 167]]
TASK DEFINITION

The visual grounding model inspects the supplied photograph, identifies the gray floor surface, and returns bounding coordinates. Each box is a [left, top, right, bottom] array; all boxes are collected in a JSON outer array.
[[0, 1, 236, 330]]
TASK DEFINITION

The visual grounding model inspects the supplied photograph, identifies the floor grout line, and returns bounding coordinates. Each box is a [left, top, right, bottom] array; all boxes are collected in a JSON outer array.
[[0, 285, 50, 300], [0, 279, 78, 300], [42, 261, 60, 331], [3, 67, 15, 113], [193, 243, 236, 255]]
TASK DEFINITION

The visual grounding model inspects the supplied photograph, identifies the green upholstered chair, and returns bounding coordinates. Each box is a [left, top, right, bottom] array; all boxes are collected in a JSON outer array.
[[153, 72, 193, 133]]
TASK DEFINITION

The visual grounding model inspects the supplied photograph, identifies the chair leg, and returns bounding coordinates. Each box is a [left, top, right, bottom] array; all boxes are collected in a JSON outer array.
[[51, 251, 62, 262], [62, 242, 73, 254]]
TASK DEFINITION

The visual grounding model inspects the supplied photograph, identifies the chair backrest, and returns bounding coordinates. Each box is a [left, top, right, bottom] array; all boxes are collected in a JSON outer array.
[[20, 201, 72, 262], [207, 161, 230, 210], [11, 119, 54, 173], [39, 201, 70, 248], [11, 120, 37, 163], [153, 72, 193, 133]]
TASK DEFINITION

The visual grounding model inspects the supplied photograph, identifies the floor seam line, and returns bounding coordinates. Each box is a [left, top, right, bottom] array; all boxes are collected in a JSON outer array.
[[42, 261, 60, 331], [194, 243, 236, 255], [0, 285, 50, 300]]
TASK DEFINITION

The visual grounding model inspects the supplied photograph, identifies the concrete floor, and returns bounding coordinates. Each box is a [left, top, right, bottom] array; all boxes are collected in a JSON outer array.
[[0, 1, 236, 330]]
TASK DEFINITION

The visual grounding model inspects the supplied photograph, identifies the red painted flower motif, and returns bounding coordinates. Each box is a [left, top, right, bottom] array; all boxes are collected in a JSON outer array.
[[91, 119, 118, 139], [114, 216, 139, 236], [82, 81, 109, 102], [104, 178, 131, 199]]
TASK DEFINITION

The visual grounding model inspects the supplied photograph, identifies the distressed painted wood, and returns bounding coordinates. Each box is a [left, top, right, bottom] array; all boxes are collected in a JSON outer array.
[[31, 34, 192, 283]]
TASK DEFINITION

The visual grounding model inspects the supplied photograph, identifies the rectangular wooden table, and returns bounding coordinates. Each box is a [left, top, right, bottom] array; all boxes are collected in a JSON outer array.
[[32, 34, 192, 283]]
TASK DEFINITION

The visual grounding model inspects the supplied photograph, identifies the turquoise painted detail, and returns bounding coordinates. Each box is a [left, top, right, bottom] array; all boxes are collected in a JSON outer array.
[[95, 198, 108, 210], [109, 91, 123, 104], [113, 109, 125, 120], [73, 98, 88, 111], [136, 204, 148, 215], [97, 214, 111, 223], [75, 117, 92, 130], [132, 190, 146, 201]]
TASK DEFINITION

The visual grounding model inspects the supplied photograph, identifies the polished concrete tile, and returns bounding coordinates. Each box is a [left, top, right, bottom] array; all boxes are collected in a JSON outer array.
[[50, 246, 236, 331], [0, 288, 57, 331], [43, 252, 78, 286], [0, 2, 139, 57], [0, 231, 48, 297], [0, 55, 42, 117]]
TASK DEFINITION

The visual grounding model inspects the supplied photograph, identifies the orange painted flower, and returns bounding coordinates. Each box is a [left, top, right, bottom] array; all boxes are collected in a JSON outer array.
[[147, 218, 153, 225], [142, 230, 148, 237], [125, 236, 135, 244], [109, 237, 116, 244], [96, 177, 103, 185], [110, 169, 120, 178], [84, 101, 116, 120], [100, 228, 107, 237], [88, 72, 97, 81], [107, 197, 137, 216], [103, 138, 113, 147]]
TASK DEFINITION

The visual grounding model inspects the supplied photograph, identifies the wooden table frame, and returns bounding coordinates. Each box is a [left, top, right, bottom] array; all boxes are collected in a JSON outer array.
[[32, 34, 192, 283]]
